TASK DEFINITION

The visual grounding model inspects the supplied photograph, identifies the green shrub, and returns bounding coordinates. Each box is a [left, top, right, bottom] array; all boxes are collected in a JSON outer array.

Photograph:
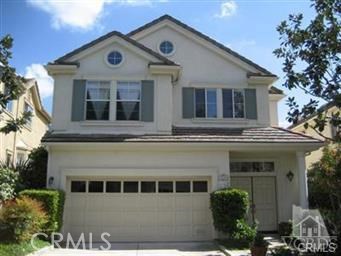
[[0, 196, 47, 242], [210, 188, 249, 234], [0, 168, 19, 202], [231, 219, 257, 243], [19, 189, 65, 235], [278, 221, 293, 237], [19, 147, 48, 189]]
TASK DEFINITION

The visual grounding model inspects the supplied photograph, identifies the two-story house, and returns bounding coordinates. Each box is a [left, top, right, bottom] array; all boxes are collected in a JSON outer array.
[[0, 78, 51, 164], [44, 15, 323, 242]]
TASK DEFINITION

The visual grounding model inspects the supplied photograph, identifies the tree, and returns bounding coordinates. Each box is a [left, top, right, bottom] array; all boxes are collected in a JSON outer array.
[[308, 146, 341, 253], [0, 35, 31, 134], [274, 0, 340, 141]]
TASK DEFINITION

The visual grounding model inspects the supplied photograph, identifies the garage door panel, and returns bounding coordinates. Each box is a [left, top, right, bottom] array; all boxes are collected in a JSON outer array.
[[175, 211, 192, 225], [139, 196, 157, 210], [193, 211, 210, 225], [157, 212, 174, 225], [192, 195, 210, 210], [139, 212, 157, 225], [158, 196, 175, 209], [65, 177, 212, 241], [175, 196, 192, 210]]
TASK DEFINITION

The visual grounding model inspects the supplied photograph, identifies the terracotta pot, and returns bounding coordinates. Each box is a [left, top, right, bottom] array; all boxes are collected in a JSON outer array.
[[251, 246, 268, 256]]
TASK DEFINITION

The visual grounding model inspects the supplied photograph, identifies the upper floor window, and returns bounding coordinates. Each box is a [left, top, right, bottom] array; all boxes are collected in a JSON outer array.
[[86, 81, 110, 120], [24, 102, 33, 127], [159, 40, 175, 56], [223, 89, 245, 118], [107, 51, 123, 67], [195, 88, 217, 118], [116, 81, 141, 121]]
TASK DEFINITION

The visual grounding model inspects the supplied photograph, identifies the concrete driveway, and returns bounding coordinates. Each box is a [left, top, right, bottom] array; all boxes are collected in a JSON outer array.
[[35, 242, 225, 256]]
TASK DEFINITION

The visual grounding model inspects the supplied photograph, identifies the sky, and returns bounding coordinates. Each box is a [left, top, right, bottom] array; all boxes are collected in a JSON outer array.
[[1, 0, 317, 127]]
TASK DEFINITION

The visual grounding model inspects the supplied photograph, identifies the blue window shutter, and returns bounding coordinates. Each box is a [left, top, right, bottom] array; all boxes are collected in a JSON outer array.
[[182, 87, 194, 119], [245, 88, 258, 120], [141, 80, 154, 122], [71, 80, 86, 121]]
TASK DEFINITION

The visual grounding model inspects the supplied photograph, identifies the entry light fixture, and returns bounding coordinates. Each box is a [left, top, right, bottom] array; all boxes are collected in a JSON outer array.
[[286, 171, 294, 182], [48, 176, 54, 186]]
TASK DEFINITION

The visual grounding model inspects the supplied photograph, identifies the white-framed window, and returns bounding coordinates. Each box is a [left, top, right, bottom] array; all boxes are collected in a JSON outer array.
[[16, 151, 26, 164], [116, 81, 141, 121], [24, 101, 33, 127], [195, 88, 217, 118], [230, 161, 275, 173], [106, 50, 124, 67], [159, 40, 175, 56], [223, 89, 245, 118], [5, 101, 13, 113], [85, 81, 111, 121]]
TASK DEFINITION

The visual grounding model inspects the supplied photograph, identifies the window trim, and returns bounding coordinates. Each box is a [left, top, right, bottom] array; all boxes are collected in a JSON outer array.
[[24, 100, 34, 129], [104, 49, 124, 68], [84, 80, 111, 121], [158, 40, 176, 56], [231, 89, 246, 119], [116, 81, 141, 121], [194, 88, 218, 119]]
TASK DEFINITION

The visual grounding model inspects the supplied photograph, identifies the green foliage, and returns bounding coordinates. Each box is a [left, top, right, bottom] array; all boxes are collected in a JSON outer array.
[[0, 196, 47, 242], [210, 188, 254, 244], [19, 189, 65, 236], [231, 219, 257, 244], [19, 147, 48, 189], [308, 145, 341, 254], [0, 35, 32, 134], [0, 168, 19, 202], [0, 239, 49, 256], [273, 0, 340, 140], [278, 221, 293, 237], [252, 231, 269, 247]]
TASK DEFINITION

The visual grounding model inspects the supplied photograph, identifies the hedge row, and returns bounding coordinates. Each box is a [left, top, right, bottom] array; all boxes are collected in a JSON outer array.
[[19, 189, 65, 235]]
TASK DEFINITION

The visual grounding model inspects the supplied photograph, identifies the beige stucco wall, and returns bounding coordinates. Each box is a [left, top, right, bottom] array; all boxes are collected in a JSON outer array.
[[0, 85, 49, 164], [47, 143, 301, 233], [50, 25, 277, 135], [135, 25, 272, 128], [291, 105, 338, 168]]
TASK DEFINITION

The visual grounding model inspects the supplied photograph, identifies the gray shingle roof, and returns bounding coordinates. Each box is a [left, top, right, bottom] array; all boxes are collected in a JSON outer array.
[[42, 127, 322, 144], [53, 31, 177, 66]]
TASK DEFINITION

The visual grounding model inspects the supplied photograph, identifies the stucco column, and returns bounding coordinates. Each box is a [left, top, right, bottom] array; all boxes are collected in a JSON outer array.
[[296, 151, 309, 208], [217, 151, 230, 189]]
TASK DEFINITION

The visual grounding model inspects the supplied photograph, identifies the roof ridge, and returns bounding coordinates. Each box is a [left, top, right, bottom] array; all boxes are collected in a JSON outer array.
[[127, 14, 276, 76], [54, 30, 176, 65]]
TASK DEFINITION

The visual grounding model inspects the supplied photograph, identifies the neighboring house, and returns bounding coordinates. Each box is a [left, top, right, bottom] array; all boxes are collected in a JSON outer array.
[[0, 78, 51, 164], [289, 102, 339, 168], [44, 15, 323, 242]]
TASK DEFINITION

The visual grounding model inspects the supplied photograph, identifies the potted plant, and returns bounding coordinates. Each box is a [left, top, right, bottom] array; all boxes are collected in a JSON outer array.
[[251, 231, 269, 256]]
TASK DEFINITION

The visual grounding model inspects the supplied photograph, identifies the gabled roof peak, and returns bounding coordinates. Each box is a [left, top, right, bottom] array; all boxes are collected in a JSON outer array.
[[53, 30, 177, 66], [127, 14, 276, 76]]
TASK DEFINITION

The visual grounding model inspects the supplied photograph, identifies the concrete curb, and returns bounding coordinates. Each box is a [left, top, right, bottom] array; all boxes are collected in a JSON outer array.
[[217, 244, 232, 256], [27, 245, 53, 256]]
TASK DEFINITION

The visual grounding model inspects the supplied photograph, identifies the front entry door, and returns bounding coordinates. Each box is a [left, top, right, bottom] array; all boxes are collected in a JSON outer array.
[[230, 177, 277, 231]]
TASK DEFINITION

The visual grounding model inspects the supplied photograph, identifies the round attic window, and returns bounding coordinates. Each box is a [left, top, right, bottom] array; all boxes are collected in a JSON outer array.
[[159, 40, 175, 56], [107, 51, 123, 66]]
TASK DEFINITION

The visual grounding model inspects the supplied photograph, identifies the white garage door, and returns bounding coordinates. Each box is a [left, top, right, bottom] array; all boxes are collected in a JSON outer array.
[[63, 177, 213, 242]]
